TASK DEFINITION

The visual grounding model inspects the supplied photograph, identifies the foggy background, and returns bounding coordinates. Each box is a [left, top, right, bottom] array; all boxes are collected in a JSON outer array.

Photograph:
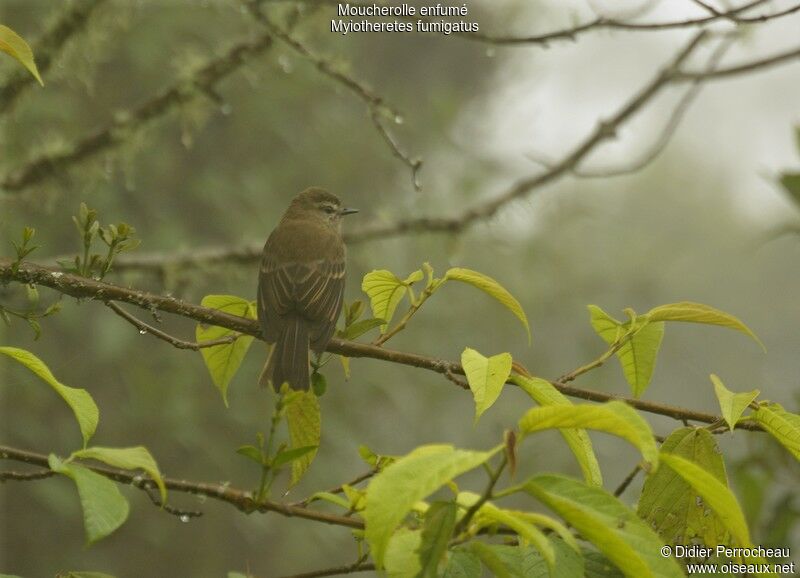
[[1, 0, 798, 576]]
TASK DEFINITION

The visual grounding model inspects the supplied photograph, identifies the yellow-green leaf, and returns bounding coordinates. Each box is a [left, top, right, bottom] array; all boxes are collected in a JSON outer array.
[[444, 268, 530, 343], [48, 455, 129, 545], [461, 348, 512, 422], [195, 295, 256, 406], [660, 453, 751, 548], [72, 446, 166, 503], [0, 346, 98, 447], [362, 269, 421, 331], [512, 374, 602, 486], [478, 503, 555, 573], [646, 301, 763, 350], [519, 401, 658, 471], [385, 528, 422, 578], [588, 305, 664, 398], [364, 444, 499, 567], [638, 428, 730, 547], [417, 501, 457, 578], [753, 403, 800, 461], [710, 375, 760, 432], [284, 390, 321, 487], [524, 474, 684, 578], [0, 24, 43, 85], [441, 549, 481, 578]]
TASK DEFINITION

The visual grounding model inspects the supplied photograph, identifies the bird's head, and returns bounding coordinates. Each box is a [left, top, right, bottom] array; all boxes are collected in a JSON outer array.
[[285, 187, 358, 230]]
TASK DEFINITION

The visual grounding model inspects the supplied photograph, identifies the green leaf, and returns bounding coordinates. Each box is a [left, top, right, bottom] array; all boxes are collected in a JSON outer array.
[[48, 455, 129, 545], [461, 348, 512, 422], [583, 548, 624, 578], [385, 528, 422, 578], [0, 346, 98, 447], [467, 542, 513, 578], [342, 484, 366, 511], [638, 428, 730, 547], [710, 375, 759, 431], [660, 453, 751, 548], [779, 172, 800, 207], [444, 268, 531, 343], [364, 444, 499, 567], [524, 474, 684, 578], [441, 549, 481, 578], [753, 403, 800, 460], [236, 444, 264, 465], [416, 501, 457, 578], [512, 374, 602, 486], [227, 573, 248, 578], [272, 445, 318, 468], [339, 317, 386, 340], [311, 371, 327, 396], [489, 541, 584, 578], [72, 446, 167, 503], [195, 295, 256, 406], [307, 491, 351, 509], [284, 390, 321, 487], [588, 305, 664, 397], [478, 503, 555, 572], [358, 444, 395, 470], [519, 401, 658, 472], [0, 24, 43, 85], [362, 269, 422, 331], [646, 301, 763, 350]]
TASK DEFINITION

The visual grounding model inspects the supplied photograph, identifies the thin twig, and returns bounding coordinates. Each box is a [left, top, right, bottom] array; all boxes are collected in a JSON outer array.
[[272, 556, 375, 578], [142, 485, 204, 520], [289, 469, 377, 508], [106, 300, 241, 350], [244, 0, 422, 190], [455, 454, 508, 535], [613, 464, 642, 497], [674, 43, 800, 81]]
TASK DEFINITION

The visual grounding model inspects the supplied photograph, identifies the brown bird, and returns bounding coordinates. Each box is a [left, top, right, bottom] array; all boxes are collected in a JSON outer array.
[[257, 187, 358, 390]]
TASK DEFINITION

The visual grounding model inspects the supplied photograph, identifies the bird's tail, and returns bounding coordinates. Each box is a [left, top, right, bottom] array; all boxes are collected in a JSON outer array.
[[259, 314, 310, 391]]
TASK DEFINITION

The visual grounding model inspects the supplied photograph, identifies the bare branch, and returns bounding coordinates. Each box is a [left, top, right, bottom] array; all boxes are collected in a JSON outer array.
[[0, 444, 364, 530], [0, 258, 767, 431], [0, 468, 55, 482], [0, 32, 275, 193], [0, 0, 109, 115], [537, 36, 734, 179]]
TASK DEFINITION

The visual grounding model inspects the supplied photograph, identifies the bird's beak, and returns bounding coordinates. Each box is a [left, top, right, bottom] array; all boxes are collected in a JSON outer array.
[[340, 207, 359, 216]]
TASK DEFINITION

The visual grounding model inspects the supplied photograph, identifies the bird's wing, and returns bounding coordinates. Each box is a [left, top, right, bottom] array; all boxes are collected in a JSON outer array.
[[258, 232, 345, 349]]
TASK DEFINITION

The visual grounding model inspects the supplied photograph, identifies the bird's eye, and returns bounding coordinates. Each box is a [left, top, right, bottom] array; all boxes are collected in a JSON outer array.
[[323, 205, 336, 214]]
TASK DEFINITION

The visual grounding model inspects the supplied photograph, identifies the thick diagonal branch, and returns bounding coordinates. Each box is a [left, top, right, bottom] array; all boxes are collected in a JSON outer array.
[[0, 258, 765, 431]]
